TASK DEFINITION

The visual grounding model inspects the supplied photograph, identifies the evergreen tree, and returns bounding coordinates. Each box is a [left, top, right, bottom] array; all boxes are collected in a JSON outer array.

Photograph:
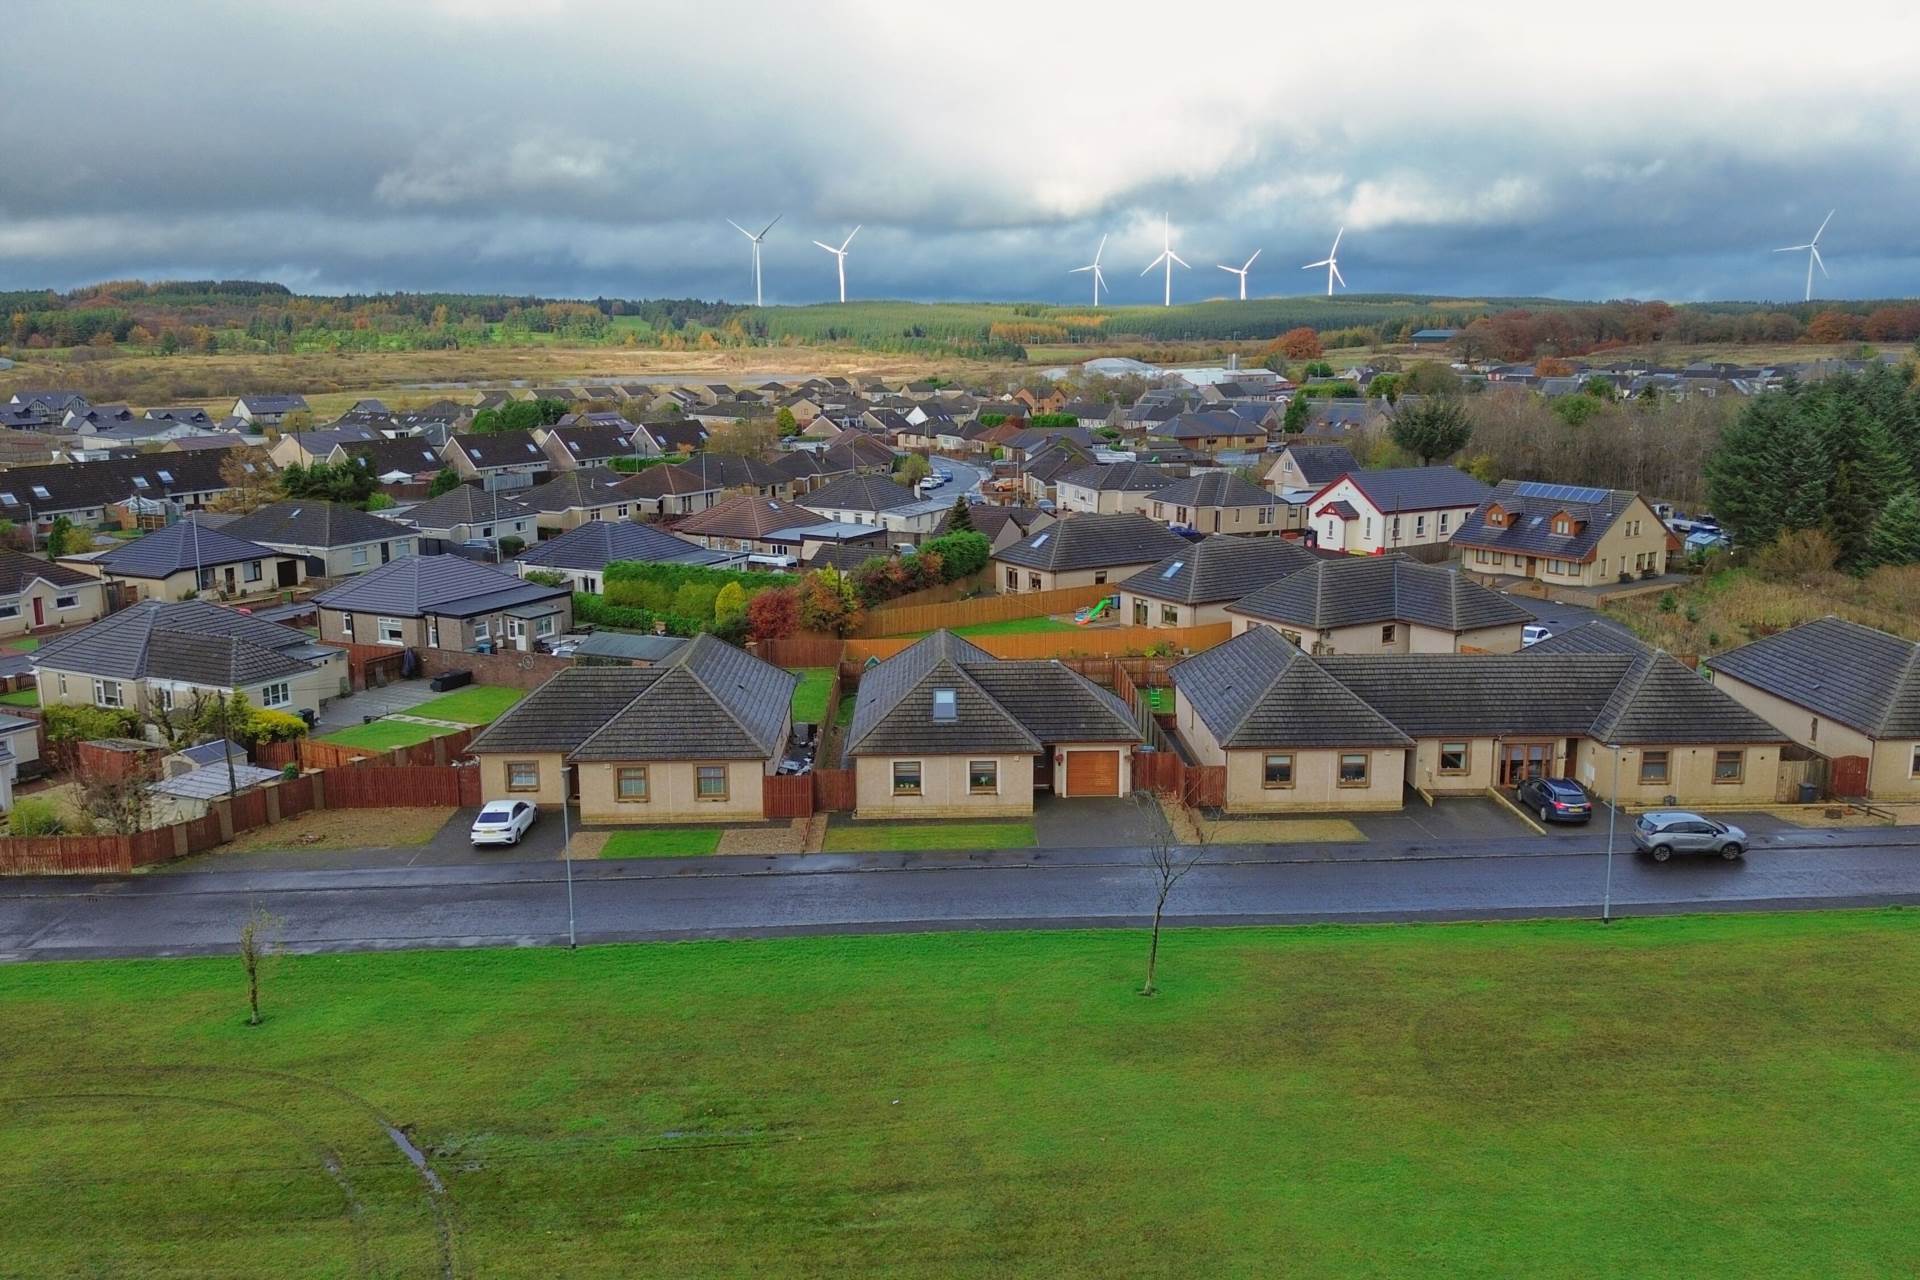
[[1818, 384, 1906, 568], [1387, 396, 1473, 466], [946, 494, 975, 534], [1866, 488, 1920, 568]]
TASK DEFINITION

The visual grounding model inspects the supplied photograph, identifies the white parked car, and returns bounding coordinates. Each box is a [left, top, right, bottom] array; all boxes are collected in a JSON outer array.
[[1522, 625, 1553, 647], [470, 800, 536, 847]]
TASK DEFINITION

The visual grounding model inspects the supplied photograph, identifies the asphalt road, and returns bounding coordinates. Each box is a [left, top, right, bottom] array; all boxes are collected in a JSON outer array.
[[5, 830, 1919, 961]]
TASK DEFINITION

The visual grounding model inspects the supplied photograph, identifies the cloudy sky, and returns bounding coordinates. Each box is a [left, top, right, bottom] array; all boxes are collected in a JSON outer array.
[[4, 0, 1918, 306]]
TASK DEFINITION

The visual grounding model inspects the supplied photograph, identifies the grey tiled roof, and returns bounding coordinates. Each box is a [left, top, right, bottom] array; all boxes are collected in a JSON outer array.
[[931, 505, 1049, 541], [519, 469, 632, 514], [1058, 462, 1180, 494], [220, 499, 409, 549], [34, 599, 316, 686], [1122, 534, 1318, 605], [677, 495, 826, 540], [0, 451, 255, 521], [93, 522, 279, 577], [847, 631, 1138, 756], [448, 430, 550, 469], [341, 437, 449, 476], [1150, 410, 1266, 440], [314, 554, 568, 619], [1227, 556, 1535, 632], [1171, 626, 1413, 749], [398, 485, 537, 532], [1278, 444, 1358, 485], [682, 452, 787, 490], [1325, 466, 1492, 513], [820, 432, 896, 467], [517, 520, 733, 571], [1452, 480, 1650, 562], [1148, 470, 1276, 510], [544, 423, 639, 460], [994, 512, 1188, 573], [801, 473, 920, 513], [0, 548, 96, 593], [1524, 624, 1648, 656], [1705, 616, 1920, 737]]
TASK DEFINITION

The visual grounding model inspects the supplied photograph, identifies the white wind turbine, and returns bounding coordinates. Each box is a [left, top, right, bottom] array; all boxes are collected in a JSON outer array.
[[1773, 210, 1834, 302], [1139, 213, 1190, 307], [1069, 234, 1109, 306], [1217, 248, 1261, 301], [726, 214, 781, 307], [1302, 228, 1345, 296], [813, 225, 861, 303]]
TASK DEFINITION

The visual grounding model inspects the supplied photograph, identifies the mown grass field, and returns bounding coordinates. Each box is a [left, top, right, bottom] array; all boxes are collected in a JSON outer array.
[[0, 913, 1916, 1277]]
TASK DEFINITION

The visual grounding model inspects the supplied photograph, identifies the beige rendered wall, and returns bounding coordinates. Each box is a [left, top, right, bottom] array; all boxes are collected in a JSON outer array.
[[854, 753, 1035, 818], [1174, 688, 1226, 765], [576, 758, 769, 824], [0, 577, 108, 637], [1866, 742, 1920, 800], [1706, 672, 1869, 758], [1572, 740, 1783, 806], [1408, 737, 1499, 795], [995, 563, 1153, 593], [476, 752, 571, 807], [1224, 747, 1405, 812]]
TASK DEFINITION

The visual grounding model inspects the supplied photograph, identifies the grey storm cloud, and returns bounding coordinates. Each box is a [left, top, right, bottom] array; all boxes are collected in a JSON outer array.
[[4, 0, 1920, 305]]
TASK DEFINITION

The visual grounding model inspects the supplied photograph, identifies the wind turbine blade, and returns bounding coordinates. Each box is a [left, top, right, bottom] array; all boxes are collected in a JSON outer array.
[[1141, 253, 1168, 275], [1332, 263, 1347, 288], [1244, 249, 1261, 270], [1773, 245, 1809, 253], [758, 213, 782, 238], [1094, 265, 1106, 287], [1814, 209, 1834, 241], [1094, 233, 1107, 265], [1217, 264, 1237, 274], [1169, 253, 1190, 269], [840, 225, 861, 251], [1069, 264, 1093, 274], [1330, 227, 1344, 254], [813, 241, 837, 254], [727, 218, 752, 238], [1813, 246, 1829, 277], [1302, 258, 1331, 269]]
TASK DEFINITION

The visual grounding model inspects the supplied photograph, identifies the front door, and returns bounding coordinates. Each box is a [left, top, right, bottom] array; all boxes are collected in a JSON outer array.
[[30, 596, 43, 628], [1499, 742, 1553, 786], [277, 560, 298, 588]]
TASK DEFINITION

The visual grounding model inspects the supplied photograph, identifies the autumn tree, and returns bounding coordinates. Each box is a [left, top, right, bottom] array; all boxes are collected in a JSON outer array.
[[746, 585, 799, 641], [894, 453, 931, 486], [1267, 327, 1323, 360], [1804, 310, 1863, 344], [774, 406, 799, 437], [1388, 397, 1473, 466], [238, 907, 281, 1027], [1534, 355, 1575, 377], [1137, 793, 1205, 998], [1402, 361, 1463, 397], [798, 568, 863, 637], [706, 417, 776, 457]]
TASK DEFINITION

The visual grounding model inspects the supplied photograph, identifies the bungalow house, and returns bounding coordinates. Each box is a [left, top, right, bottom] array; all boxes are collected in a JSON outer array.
[[0, 712, 44, 802], [74, 520, 304, 603], [993, 512, 1189, 594], [676, 495, 829, 556], [1261, 442, 1359, 530], [682, 452, 790, 499], [231, 394, 310, 426], [615, 462, 725, 518], [441, 430, 553, 488], [928, 504, 1054, 555], [536, 422, 642, 471], [1703, 616, 1920, 800], [845, 630, 1142, 816], [1061, 400, 1117, 429], [1003, 426, 1096, 461], [33, 598, 347, 720], [1055, 462, 1181, 515], [396, 485, 538, 548], [517, 519, 738, 593], [0, 548, 109, 637], [821, 431, 897, 474], [1143, 471, 1280, 536], [634, 419, 713, 457], [1146, 410, 1268, 455], [466, 634, 797, 823], [1118, 535, 1318, 628], [218, 499, 417, 578], [1453, 480, 1675, 590], [1226, 555, 1535, 653], [316, 553, 571, 653], [799, 474, 944, 539], [333, 437, 449, 488], [0, 451, 259, 534], [268, 424, 384, 469], [518, 469, 636, 534], [1018, 438, 1096, 506], [1171, 624, 1785, 814], [1307, 466, 1491, 556], [768, 448, 852, 496]]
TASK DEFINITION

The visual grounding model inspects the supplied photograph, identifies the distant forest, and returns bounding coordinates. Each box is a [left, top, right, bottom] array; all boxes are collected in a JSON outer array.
[[4, 279, 1918, 362]]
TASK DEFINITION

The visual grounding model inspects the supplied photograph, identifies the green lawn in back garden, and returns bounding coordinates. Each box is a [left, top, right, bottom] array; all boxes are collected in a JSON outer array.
[[0, 689, 38, 707], [0, 912, 1916, 1276], [5, 637, 39, 653], [406, 685, 525, 725], [951, 616, 1081, 637], [600, 828, 722, 857], [822, 820, 1036, 852], [315, 719, 444, 751], [786, 668, 835, 723]]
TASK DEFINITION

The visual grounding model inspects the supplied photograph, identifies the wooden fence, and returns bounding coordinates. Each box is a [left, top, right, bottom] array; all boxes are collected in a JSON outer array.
[[857, 582, 1113, 637], [0, 762, 484, 875], [842, 622, 1229, 665], [1130, 751, 1225, 808], [255, 726, 477, 771], [763, 774, 814, 819], [812, 768, 857, 813], [755, 634, 848, 668]]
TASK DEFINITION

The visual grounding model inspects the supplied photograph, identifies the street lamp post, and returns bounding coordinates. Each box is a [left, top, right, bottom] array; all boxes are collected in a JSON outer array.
[[560, 765, 576, 949], [1603, 743, 1621, 924]]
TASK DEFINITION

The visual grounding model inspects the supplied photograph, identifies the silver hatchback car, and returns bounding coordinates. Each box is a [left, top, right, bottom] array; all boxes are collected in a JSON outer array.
[[1632, 811, 1747, 861]]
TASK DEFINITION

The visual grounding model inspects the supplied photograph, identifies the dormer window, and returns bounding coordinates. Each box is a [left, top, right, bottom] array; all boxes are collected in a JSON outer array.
[[1484, 504, 1507, 527], [1553, 518, 1570, 534], [932, 689, 958, 723]]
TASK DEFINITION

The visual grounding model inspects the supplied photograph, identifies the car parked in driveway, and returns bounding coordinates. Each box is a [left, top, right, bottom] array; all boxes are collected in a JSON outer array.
[[470, 799, 537, 847], [1632, 811, 1746, 861], [1516, 776, 1591, 823], [1521, 624, 1553, 647]]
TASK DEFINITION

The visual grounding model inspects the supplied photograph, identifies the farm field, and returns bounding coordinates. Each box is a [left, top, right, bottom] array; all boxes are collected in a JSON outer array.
[[0, 912, 1916, 1276]]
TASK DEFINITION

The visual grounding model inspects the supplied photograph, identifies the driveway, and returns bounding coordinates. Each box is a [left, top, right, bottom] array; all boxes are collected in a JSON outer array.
[[1349, 796, 1540, 845], [160, 805, 576, 873], [314, 677, 445, 731], [1032, 794, 1171, 848]]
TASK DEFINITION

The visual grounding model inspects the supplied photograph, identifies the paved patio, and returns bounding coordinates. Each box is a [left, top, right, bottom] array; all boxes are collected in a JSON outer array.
[[313, 678, 447, 731]]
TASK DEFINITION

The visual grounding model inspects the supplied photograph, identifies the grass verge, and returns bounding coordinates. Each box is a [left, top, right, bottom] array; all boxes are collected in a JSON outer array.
[[600, 828, 723, 857], [406, 685, 525, 725], [0, 913, 1917, 1275], [217, 807, 455, 854], [822, 820, 1036, 852]]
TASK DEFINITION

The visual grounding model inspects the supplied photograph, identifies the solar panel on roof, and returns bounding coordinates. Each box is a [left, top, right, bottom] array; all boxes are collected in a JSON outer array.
[[1512, 480, 1609, 504]]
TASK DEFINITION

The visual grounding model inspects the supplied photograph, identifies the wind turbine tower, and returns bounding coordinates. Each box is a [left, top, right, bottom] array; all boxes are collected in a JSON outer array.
[[1217, 249, 1261, 301], [726, 214, 781, 307], [1302, 228, 1345, 297], [1773, 210, 1834, 303], [812, 225, 861, 303], [1139, 213, 1190, 307], [1069, 234, 1109, 306]]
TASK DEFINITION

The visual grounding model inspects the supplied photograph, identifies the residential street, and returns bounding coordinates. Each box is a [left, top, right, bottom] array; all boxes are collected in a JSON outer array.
[[4, 826, 1918, 960]]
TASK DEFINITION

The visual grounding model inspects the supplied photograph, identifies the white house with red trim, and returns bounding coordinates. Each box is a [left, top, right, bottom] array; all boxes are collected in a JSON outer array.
[[1306, 466, 1492, 555]]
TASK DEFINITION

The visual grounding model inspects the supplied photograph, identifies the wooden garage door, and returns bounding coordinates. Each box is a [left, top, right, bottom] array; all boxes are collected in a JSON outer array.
[[1064, 749, 1119, 797]]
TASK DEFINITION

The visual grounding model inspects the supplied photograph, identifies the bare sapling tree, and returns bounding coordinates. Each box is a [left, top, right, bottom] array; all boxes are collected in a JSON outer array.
[[1139, 794, 1207, 997], [238, 906, 281, 1027]]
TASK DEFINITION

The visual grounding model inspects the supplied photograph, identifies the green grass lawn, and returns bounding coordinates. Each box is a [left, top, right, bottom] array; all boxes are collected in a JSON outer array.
[[600, 828, 723, 858], [822, 820, 1037, 852], [5, 637, 39, 653], [406, 685, 525, 726], [0, 688, 38, 707], [950, 616, 1081, 637], [834, 691, 857, 727], [787, 667, 835, 723], [315, 719, 444, 751], [1, 913, 1917, 1276]]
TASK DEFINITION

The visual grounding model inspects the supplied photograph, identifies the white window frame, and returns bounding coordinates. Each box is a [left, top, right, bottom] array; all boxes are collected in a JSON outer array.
[[376, 616, 405, 645], [351, 546, 370, 567], [244, 560, 263, 583], [54, 593, 79, 610], [93, 678, 122, 708], [260, 681, 291, 709]]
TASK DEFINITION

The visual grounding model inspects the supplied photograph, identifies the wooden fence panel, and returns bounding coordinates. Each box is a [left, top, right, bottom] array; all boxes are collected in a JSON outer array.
[[254, 740, 298, 768], [755, 635, 848, 668], [813, 768, 857, 812], [229, 788, 272, 835], [0, 834, 131, 875], [1182, 765, 1227, 809], [857, 582, 1113, 637], [320, 764, 476, 809], [763, 774, 814, 819]]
